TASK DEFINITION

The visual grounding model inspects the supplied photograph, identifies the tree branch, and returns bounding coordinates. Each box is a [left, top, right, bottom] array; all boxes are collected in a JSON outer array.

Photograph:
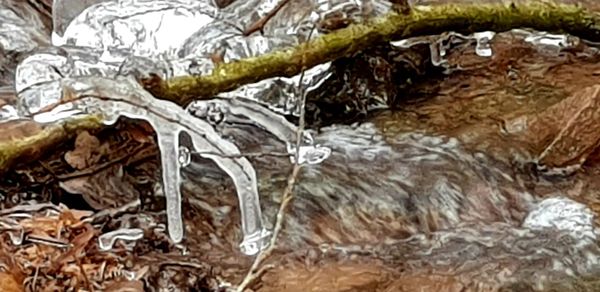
[[0, 116, 102, 173], [143, 1, 600, 106], [3, 1, 600, 172]]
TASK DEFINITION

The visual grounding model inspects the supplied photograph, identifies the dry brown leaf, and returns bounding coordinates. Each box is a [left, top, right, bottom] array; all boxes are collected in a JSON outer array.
[[64, 131, 109, 170], [51, 223, 95, 271], [0, 119, 43, 142], [59, 165, 140, 210], [125, 122, 155, 145], [20, 216, 62, 234], [104, 280, 145, 292], [0, 272, 24, 292], [525, 85, 600, 168]]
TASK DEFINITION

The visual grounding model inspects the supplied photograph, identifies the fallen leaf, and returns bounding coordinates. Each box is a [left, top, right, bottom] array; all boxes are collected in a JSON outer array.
[[59, 165, 140, 210], [104, 280, 145, 292], [0, 272, 24, 292], [0, 119, 43, 142], [124, 121, 155, 145], [51, 224, 95, 270], [527, 85, 600, 168], [64, 131, 109, 170]]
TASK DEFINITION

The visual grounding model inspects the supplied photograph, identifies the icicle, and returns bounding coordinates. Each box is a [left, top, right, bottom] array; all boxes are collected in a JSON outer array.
[[473, 31, 495, 57], [178, 146, 192, 167], [38, 76, 272, 255]]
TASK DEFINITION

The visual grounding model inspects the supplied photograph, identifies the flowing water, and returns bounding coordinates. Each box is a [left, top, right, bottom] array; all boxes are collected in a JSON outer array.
[[3, 1, 600, 291], [171, 31, 600, 290]]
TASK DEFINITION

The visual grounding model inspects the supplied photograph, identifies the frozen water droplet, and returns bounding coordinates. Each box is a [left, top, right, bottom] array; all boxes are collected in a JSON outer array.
[[520, 30, 578, 55], [524, 32, 570, 48], [473, 31, 495, 57], [187, 101, 226, 125], [302, 131, 315, 145], [239, 228, 271, 256], [289, 144, 332, 165], [7, 229, 24, 245], [178, 146, 191, 167], [98, 228, 144, 251]]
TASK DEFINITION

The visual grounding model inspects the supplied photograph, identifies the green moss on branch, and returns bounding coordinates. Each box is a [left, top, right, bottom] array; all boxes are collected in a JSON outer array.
[[0, 116, 102, 172], [4, 1, 600, 172]]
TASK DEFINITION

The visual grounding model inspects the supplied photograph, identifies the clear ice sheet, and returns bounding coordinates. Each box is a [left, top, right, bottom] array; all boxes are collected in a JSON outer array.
[[15, 46, 167, 116], [13, 1, 582, 121], [51, 0, 108, 40], [0, 0, 52, 120], [0, 1, 49, 53]]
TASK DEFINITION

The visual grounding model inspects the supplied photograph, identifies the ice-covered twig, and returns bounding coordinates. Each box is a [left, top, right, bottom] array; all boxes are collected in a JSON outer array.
[[188, 98, 331, 165], [37, 76, 271, 255], [188, 98, 310, 144]]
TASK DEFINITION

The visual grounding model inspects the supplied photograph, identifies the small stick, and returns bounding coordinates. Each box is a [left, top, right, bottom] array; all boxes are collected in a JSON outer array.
[[235, 26, 313, 292], [243, 0, 292, 36]]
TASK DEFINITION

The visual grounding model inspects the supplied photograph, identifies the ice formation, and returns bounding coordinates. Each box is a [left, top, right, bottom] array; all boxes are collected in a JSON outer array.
[[12, 0, 342, 255], [33, 75, 329, 255], [523, 197, 597, 244], [98, 228, 144, 251], [49, 76, 268, 254], [187, 99, 331, 165]]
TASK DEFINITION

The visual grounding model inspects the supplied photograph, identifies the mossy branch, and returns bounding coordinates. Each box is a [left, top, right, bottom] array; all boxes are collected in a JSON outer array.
[[3, 0, 600, 172], [143, 1, 600, 106]]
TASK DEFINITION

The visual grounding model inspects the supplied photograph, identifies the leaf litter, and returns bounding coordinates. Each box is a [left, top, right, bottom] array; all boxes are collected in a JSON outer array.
[[0, 119, 220, 291]]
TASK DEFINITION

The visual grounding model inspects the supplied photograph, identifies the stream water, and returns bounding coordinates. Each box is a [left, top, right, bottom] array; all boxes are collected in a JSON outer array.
[[3, 0, 600, 291]]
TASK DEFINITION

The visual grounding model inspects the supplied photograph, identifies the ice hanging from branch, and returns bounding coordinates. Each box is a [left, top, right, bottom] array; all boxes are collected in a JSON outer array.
[[28, 75, 330, 255], [28, 76, 270, 254], [16, 0, 336, 255]]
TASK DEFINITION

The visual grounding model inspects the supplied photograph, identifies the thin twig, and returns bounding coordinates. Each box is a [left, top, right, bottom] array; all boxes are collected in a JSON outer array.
[[56, 144, 148, 180], [235, 25, 313, 292], [243, 0, 292, 36]]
